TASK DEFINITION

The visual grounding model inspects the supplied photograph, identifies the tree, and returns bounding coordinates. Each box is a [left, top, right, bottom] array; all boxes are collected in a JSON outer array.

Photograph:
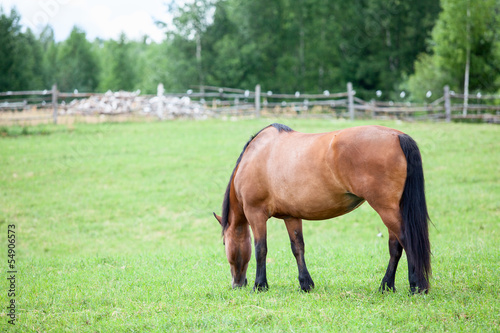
[[232, 0, 288, 91], [334, 0, 440, 98], [0, 7, 20, 91], [98, 33, 136, 91], [39, 25, 58, 88], [134, 39, 173, 94], [0, 7, 45, 91], [57, 26, 99, 92], [111, 33, 136, 91], [201, 0, 258, 88], [160, 0, 216, 91], [15, 28, 45, 89], [407, 0, 500, 101], [196, 0, 439, 95]]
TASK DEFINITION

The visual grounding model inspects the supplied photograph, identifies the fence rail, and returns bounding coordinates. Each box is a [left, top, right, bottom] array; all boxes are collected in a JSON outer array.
[[1, 83, 499, 125]]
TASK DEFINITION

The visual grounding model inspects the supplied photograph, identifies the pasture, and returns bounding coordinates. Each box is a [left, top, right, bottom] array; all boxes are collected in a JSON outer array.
[[0, 119, 498, 332]]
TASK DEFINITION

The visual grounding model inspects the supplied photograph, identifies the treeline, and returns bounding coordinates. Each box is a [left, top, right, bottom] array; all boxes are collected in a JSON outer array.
[[1, 0, 499, 101]]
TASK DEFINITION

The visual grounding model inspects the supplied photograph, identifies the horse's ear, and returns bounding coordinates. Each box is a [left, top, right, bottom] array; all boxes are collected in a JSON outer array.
[[213, 212, 222, 225]]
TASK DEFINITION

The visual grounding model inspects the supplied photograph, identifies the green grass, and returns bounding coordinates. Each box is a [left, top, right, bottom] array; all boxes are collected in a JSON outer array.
[[0, 118, 499, 332]]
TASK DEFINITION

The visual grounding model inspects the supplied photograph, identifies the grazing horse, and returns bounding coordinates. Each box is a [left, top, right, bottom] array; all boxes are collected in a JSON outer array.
[[213, 123, 431, 293]]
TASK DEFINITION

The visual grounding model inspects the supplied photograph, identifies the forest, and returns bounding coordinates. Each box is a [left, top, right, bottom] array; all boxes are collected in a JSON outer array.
[[1, 0, 499, 101]]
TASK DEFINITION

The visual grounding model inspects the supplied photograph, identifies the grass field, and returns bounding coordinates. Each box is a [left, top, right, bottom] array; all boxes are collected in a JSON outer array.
[[0, 118, 499, 332]]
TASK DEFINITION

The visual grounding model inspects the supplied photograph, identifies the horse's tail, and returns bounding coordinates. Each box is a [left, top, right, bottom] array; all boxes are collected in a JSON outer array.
[[398, 134, 432, 290]]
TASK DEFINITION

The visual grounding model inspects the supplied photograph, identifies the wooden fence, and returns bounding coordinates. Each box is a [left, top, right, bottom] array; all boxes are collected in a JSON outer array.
[[353, 85, 500, 123], [178, 84, 354, 119], [181, 83, 499, 123], [0, 84, 95, 125], [1, 83, 499, 125]]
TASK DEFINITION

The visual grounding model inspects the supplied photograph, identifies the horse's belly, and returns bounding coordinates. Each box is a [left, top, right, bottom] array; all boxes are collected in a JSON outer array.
[[272, 190, 365, 221]]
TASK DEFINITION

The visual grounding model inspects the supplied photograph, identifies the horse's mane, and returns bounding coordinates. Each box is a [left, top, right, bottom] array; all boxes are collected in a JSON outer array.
[[221, 123, 293, 234]]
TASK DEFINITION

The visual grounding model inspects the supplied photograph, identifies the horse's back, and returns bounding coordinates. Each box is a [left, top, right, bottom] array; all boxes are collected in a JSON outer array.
[[234, 125, 407, 220]]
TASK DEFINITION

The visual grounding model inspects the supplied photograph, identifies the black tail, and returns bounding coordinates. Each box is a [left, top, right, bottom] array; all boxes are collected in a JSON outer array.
[[398, 134, 432, 290]]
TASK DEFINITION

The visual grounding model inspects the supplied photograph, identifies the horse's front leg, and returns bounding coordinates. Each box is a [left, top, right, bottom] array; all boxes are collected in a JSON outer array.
[[254, 236, 268, 291], [285, 217, 314, 292], [248, 211, 269, 291]]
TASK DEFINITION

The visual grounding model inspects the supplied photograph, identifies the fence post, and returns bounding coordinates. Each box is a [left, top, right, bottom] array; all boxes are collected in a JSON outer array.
[[255, 84, 261, 118], [157, 83, 164, 119], [52, 84, 58, 124], [370, 99, 376, 119], [347, 82, 354, 120], [444, 85, 451, 123]]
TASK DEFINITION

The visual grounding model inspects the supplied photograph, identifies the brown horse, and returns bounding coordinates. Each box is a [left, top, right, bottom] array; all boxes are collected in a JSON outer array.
[[213, 123, 431, 293]]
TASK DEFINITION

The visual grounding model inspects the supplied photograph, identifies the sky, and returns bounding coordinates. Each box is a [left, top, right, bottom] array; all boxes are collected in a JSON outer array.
[[1, 0, 180, 42]]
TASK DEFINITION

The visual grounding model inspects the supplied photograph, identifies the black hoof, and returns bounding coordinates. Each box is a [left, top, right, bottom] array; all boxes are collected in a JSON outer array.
[[409, 286, 428, 295], [253, 282, 269, 292], [379, 284, 396, 293], [299, 278, 315, 292]]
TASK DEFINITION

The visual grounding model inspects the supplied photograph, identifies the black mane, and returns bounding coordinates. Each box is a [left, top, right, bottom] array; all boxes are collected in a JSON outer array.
[[220, 123, 293, 234], [269, 123, 293, 133]]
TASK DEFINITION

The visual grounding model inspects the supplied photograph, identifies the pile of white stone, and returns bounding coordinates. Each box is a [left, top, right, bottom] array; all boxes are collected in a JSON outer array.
[[144, 95, 211, 119], [64, 91, 211, 118]]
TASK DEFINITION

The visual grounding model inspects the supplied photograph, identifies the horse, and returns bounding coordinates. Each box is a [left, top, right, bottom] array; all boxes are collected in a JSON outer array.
[[213, 123, 431, 293]]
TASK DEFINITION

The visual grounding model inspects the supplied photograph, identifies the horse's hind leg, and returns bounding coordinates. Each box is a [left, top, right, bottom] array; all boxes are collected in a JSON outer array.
[[284, 218, 314, 292], [373, 207, 419, 293], [368, 205, 406, 292], [379, 231, 403, 292]]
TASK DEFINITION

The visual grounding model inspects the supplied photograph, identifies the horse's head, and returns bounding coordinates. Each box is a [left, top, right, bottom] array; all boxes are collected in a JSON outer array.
[[213, 212, 251, 288]]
